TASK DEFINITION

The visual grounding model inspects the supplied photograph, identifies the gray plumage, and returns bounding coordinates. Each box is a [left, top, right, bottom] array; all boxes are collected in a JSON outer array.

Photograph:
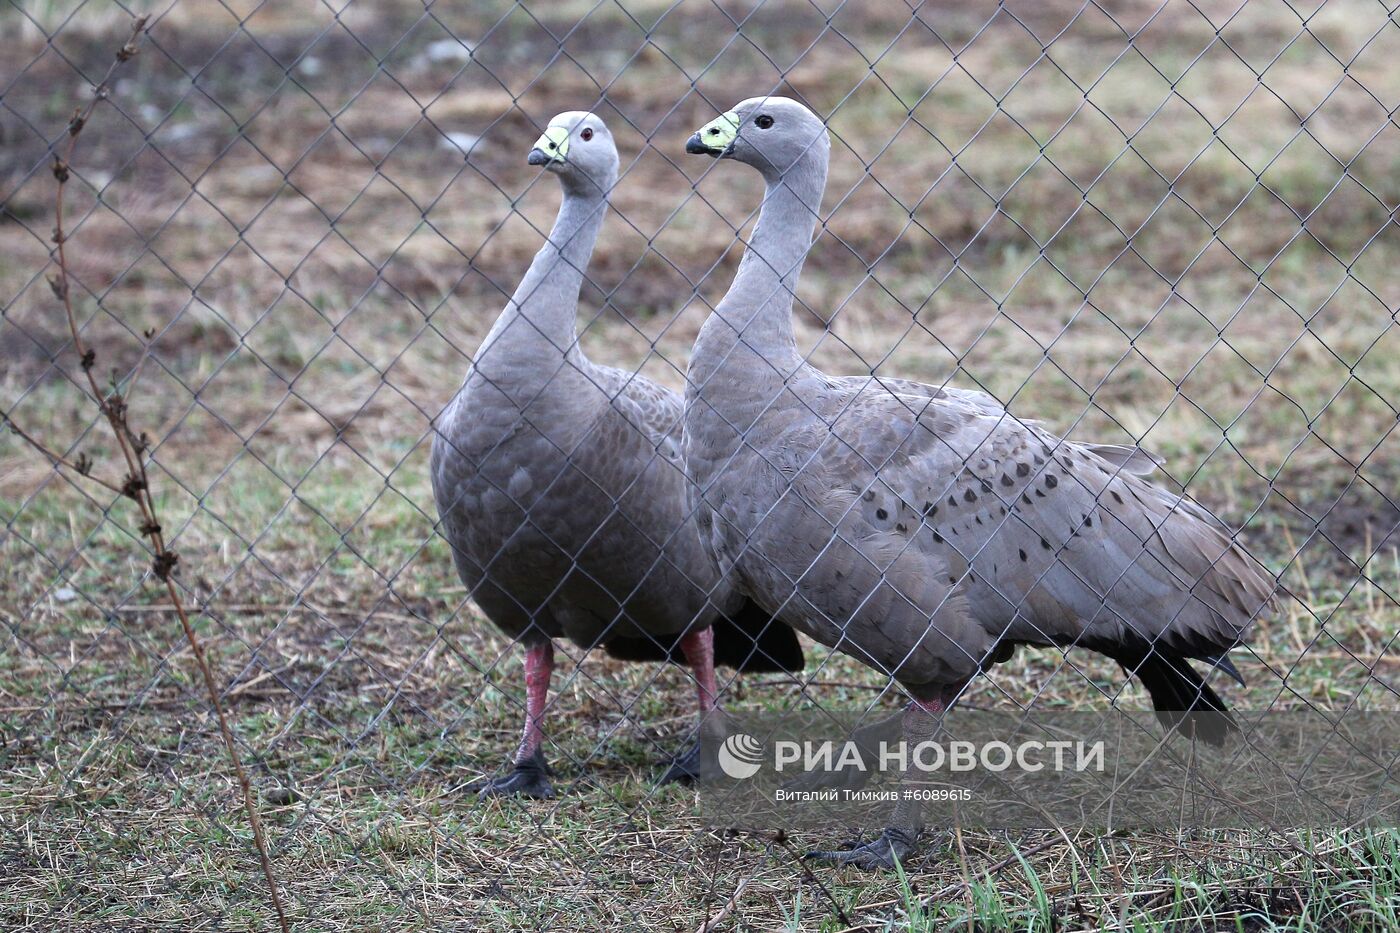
[[683, 97, 1275, 867], [431, 111, 800, 796]]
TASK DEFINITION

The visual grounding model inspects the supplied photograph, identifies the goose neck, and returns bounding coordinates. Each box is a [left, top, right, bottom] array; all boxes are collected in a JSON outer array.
[[477, 176, 612, 368], [693, 154, 826, 382]]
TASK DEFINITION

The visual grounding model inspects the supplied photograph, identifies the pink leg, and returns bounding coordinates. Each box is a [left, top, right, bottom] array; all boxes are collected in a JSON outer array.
[[808, 690, 957, 867], [478, 640, 556, 797], [515, 640, 554, 763], [910, 695, 946, 716], [679, 627, 719, 713], [658, 627, 720, 785]]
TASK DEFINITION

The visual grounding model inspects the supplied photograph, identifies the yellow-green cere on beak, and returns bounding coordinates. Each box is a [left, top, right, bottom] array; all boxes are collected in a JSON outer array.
[[687, 111, 740, 156], [528, 125, 571, 165]]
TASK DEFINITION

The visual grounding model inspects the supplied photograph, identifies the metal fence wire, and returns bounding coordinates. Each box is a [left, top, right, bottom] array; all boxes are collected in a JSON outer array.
[[3, 0, 1400, 928]]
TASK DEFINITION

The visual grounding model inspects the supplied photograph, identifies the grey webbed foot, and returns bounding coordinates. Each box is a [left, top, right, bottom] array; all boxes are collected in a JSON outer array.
[[804, 827, 916, 870], [657, 741, 701, 785], [659, 708, 736, 785], [473, 749, 553, 799]]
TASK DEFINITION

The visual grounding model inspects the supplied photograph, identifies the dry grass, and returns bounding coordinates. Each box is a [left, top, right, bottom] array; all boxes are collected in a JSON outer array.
[[2, 0, 1400, 929]]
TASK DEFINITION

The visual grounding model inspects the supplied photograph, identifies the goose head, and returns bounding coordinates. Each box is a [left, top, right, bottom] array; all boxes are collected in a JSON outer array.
[[686, 96, 828, 179], [527, 111, 618, 194]]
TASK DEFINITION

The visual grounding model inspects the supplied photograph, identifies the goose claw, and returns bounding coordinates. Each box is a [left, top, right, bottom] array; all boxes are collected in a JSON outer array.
[[473, 750, 553, 799], [657, 742, 701, 785], [804, 828, 914, 871]]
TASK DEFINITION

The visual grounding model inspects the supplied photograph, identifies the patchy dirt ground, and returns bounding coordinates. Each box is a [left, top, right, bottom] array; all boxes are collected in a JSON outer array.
[[2, 0, 1399, 929]]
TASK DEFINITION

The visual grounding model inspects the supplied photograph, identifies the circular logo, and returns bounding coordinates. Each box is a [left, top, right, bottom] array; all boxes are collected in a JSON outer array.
[[717, 732, 764, 779]]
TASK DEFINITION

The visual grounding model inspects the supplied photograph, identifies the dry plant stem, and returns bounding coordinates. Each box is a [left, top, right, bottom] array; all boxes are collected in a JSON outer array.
[[775, 833, 854, 928], [917, 836, 1057, 911], [952, 822, 974, 922], [39, 16, 292, 933], [694, 872, 752, 933], [3, 417, 124, 495]]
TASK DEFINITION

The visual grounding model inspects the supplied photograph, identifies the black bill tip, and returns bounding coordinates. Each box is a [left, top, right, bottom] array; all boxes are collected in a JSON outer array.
[[527, 148, 551, 166], [686, 133, 721, 156]]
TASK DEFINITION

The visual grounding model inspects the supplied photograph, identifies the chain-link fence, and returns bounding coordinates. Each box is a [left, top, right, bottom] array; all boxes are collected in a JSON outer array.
[[3, 0, 1399, 929]]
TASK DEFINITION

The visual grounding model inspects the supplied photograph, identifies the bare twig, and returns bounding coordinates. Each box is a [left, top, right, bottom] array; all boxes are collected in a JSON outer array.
[[694, 872, 753, 933], [774, 832, 855, 929], [14, 15, 293, 932], [0, 415, 123, 494]]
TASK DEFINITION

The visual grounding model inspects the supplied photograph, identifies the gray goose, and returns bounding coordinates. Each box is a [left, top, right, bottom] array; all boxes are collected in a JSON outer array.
[[431, 111, 802, 798], [682, 97, 1274, 867]]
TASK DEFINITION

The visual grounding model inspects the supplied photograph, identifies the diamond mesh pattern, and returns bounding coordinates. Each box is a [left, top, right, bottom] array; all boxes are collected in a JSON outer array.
[[2, 1, 1398, 928]]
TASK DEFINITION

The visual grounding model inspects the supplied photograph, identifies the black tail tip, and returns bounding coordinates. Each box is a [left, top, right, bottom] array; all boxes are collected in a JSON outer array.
[[711, 600, 804, 674], [1126, 651, 1239, 747]]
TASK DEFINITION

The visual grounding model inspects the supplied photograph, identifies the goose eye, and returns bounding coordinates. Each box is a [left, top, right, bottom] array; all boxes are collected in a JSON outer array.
[[580, 127, 594, 141], [754, 114, 774, 129]]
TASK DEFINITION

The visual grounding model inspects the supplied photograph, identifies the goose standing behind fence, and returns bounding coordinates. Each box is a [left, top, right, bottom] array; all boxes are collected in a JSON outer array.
[[682, 97, 1274, 867], [431, 111, 803, 799]]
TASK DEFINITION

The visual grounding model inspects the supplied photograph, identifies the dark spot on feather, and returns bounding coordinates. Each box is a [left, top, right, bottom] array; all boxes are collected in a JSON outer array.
[[980, 479, 992, 493], [896, 522, 907, 533], [1083, 513, 1092, 527], [1040, 537, 1051, 550], [1033, 454, 1045, 466], [975, 516, 983, 525], [932, 532, 943, 543], [964, 489, 977, 503], [1019, 548, 1027, 562], [1045, 474, 1058, 489], [1016, 462, 1030, 477], [949, 576, 957, 584], [923, 501, 935, 515], [948, 495, 958, 508], [1035, 489, 1045, 498], [876, 508, 888, 521], [1021, 493, 1032, 505], [1001, 474, 1013, 487], [862, 490, 875, 502], [1111, 490, 1123, 504], [999, 506, 1007, 515]]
